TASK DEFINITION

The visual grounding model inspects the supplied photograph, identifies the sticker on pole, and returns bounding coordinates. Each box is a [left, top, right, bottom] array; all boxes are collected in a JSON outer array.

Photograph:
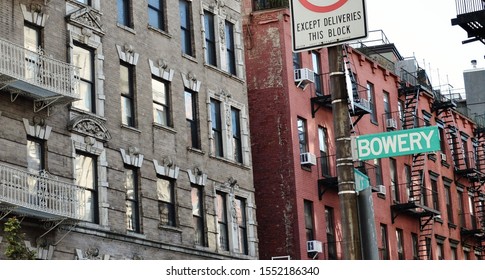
[[289, 0, 368, 52]]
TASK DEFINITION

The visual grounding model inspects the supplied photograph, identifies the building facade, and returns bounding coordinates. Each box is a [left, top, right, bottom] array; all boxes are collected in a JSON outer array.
[[0, 0, 258, 260], [243, 2, 485, 260]]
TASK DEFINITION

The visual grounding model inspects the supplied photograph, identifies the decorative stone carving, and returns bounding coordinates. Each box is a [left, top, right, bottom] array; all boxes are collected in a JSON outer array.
[[66, 7, 105, 35], [120, 147, 144, 168], [23, 118, 52, 140], [75, 247, 110, 260], [148, 59, 174, 81], [116, 44, 139, 65], [153, 157, 180, 179], [67, 115, 111, 142], [20, 4, 49, 27], [181, 72, 201, 92], [187, 167, 207, 186]]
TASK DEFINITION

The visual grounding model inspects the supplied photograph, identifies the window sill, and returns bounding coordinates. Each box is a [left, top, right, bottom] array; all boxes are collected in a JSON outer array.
[[153, 123, 177, 134], [147, 25, 171, 39], [127, 231, 146, 239], [121, 124, 141, 134], [377, 193, 386, 199], [188, 147, 205, 155], [300, 164, 312, 172], [158, 224, 183, 233], [209, 155, 250, 170], [204, 63, 244, 83], [448, 223, 457, 229], [117, 23, 136, 34], [371, 120, 379, 126], [182, 53, 197, 63]]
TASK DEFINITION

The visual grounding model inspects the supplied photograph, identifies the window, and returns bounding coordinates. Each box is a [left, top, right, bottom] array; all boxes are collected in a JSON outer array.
[[438, 125, 447, 156], [72, 44, 95, 112], [404, 164, 411, 201], [412, 233, 419, 260], [191, 186, 205, 246], [179, 0, 193, 56], [431, 175, 439, 211], [75, 0, 90, 4], [125, 168, 140, 232], [450, 243, 458, 260], [396, 228, 404, 260], [157, 177, 175, 227], [318, 127, 330, 176], [463, 247, 470, 260], [120, 63, 135, 127], [75, 152, 98, 223], [216, 192, 229, 251], [231, 107, 243, 163], [225, 21, 236, 75], [235, 197, 248, 254], [445, 183, 454, 224], [458, 189, 465, 227], [374, 158, 383, 186], [398, 100, 404, 128], [293, 52, 301, 70], [204, 11, 217, 66], [210, 99, 223, 157], [390, 158, 399, 202], [419, 171, 427, 206], [24, 24, 41, 81], [383, 91, 391, 121], [462, 135, 470, 168], [469, 192, 476, 229], [304, 200, 314, 241], [312, 51, 322, 95], [367, 82, 377, 123], [297, 117, 308, 154], [325, 207, 337, 260], [436, 241, 444, 260], [425, 237, 432, 259], [185, 90, 200, 149], [117, 0, 132, 27], [451, 131, 460, 166], [152, 77, 170, 126], [27, 138, 44, 172], [148, 0, 165, 30], [380, 224, 389, 260]]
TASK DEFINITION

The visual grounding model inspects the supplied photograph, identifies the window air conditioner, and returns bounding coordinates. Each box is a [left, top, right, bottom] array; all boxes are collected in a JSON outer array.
[[376, 185, 386, 196], [294, 68, 315, 88], [440, 153, 447, 161], [307, 240, 323, 253], [300, 152, 317, 166], [386, 118, 398, 130]]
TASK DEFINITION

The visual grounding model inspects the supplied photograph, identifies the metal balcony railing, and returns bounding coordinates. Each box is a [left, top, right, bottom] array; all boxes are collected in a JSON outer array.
[[455, 0, 485, 15], [0, 164, 85, 220], [0, 37, 80, 102]]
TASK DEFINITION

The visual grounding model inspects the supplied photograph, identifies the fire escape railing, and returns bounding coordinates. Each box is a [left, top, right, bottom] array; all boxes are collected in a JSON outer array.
[[455, 0, 485, 15], [0, 37, 80, 101], [0, 164, 85, 220]]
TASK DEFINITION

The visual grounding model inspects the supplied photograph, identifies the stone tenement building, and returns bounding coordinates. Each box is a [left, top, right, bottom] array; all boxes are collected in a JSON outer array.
[[0, 0, 258, 259]]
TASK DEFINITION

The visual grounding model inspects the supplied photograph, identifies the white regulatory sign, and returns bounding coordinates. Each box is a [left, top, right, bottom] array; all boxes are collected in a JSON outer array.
[[290, 0, 368, 52]]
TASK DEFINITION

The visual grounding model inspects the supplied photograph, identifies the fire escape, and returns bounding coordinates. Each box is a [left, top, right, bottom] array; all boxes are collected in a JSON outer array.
[[451, 0, 485, 45], [390, 65, 439, 260], [0, 37, 80, 114], [0, 36, 83, 247]]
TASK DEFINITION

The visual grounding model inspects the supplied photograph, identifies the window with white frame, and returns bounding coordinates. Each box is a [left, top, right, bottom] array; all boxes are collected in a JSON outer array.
[[72, 43, 95, 112], [225, 20, 236, 75], [204, 11, 217, 67], [125, 167, 140, 233], [75, 152, 98, 223], [208, 93, 249, 164], [157, 177, 176, 227], [215, 190, 249, 255], [152, 77, 171, 127]]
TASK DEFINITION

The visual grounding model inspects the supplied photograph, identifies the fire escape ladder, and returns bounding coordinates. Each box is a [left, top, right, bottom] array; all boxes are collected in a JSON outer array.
[[442, 109, 467, 172], [400, 84, 420, 129], [409, 153, 425, 203], [418, 215, 434, 260]]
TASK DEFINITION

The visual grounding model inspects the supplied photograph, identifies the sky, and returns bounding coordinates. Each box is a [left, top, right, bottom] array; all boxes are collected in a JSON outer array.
[[363, 0, 485, 96]]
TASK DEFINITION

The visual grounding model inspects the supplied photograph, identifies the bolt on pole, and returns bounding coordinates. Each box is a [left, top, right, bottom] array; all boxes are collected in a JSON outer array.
[[329, 44, 362, 260]]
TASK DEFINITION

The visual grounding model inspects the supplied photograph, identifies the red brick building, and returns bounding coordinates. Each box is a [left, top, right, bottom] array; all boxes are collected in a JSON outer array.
[[243, 3, 485, 260]]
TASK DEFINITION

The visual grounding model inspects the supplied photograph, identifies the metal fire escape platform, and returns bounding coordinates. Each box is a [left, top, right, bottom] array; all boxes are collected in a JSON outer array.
[[452, 0, 485, 45]]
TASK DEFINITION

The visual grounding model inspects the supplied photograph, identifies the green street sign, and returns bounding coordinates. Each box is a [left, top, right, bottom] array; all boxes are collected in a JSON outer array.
[[351, 126, 441, 161], [354, 168, 370, 192]]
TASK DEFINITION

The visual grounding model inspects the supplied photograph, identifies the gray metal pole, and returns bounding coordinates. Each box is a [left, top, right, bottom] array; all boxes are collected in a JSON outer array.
[[358, 187, 379, 260], [329, 45, 362, 260]]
